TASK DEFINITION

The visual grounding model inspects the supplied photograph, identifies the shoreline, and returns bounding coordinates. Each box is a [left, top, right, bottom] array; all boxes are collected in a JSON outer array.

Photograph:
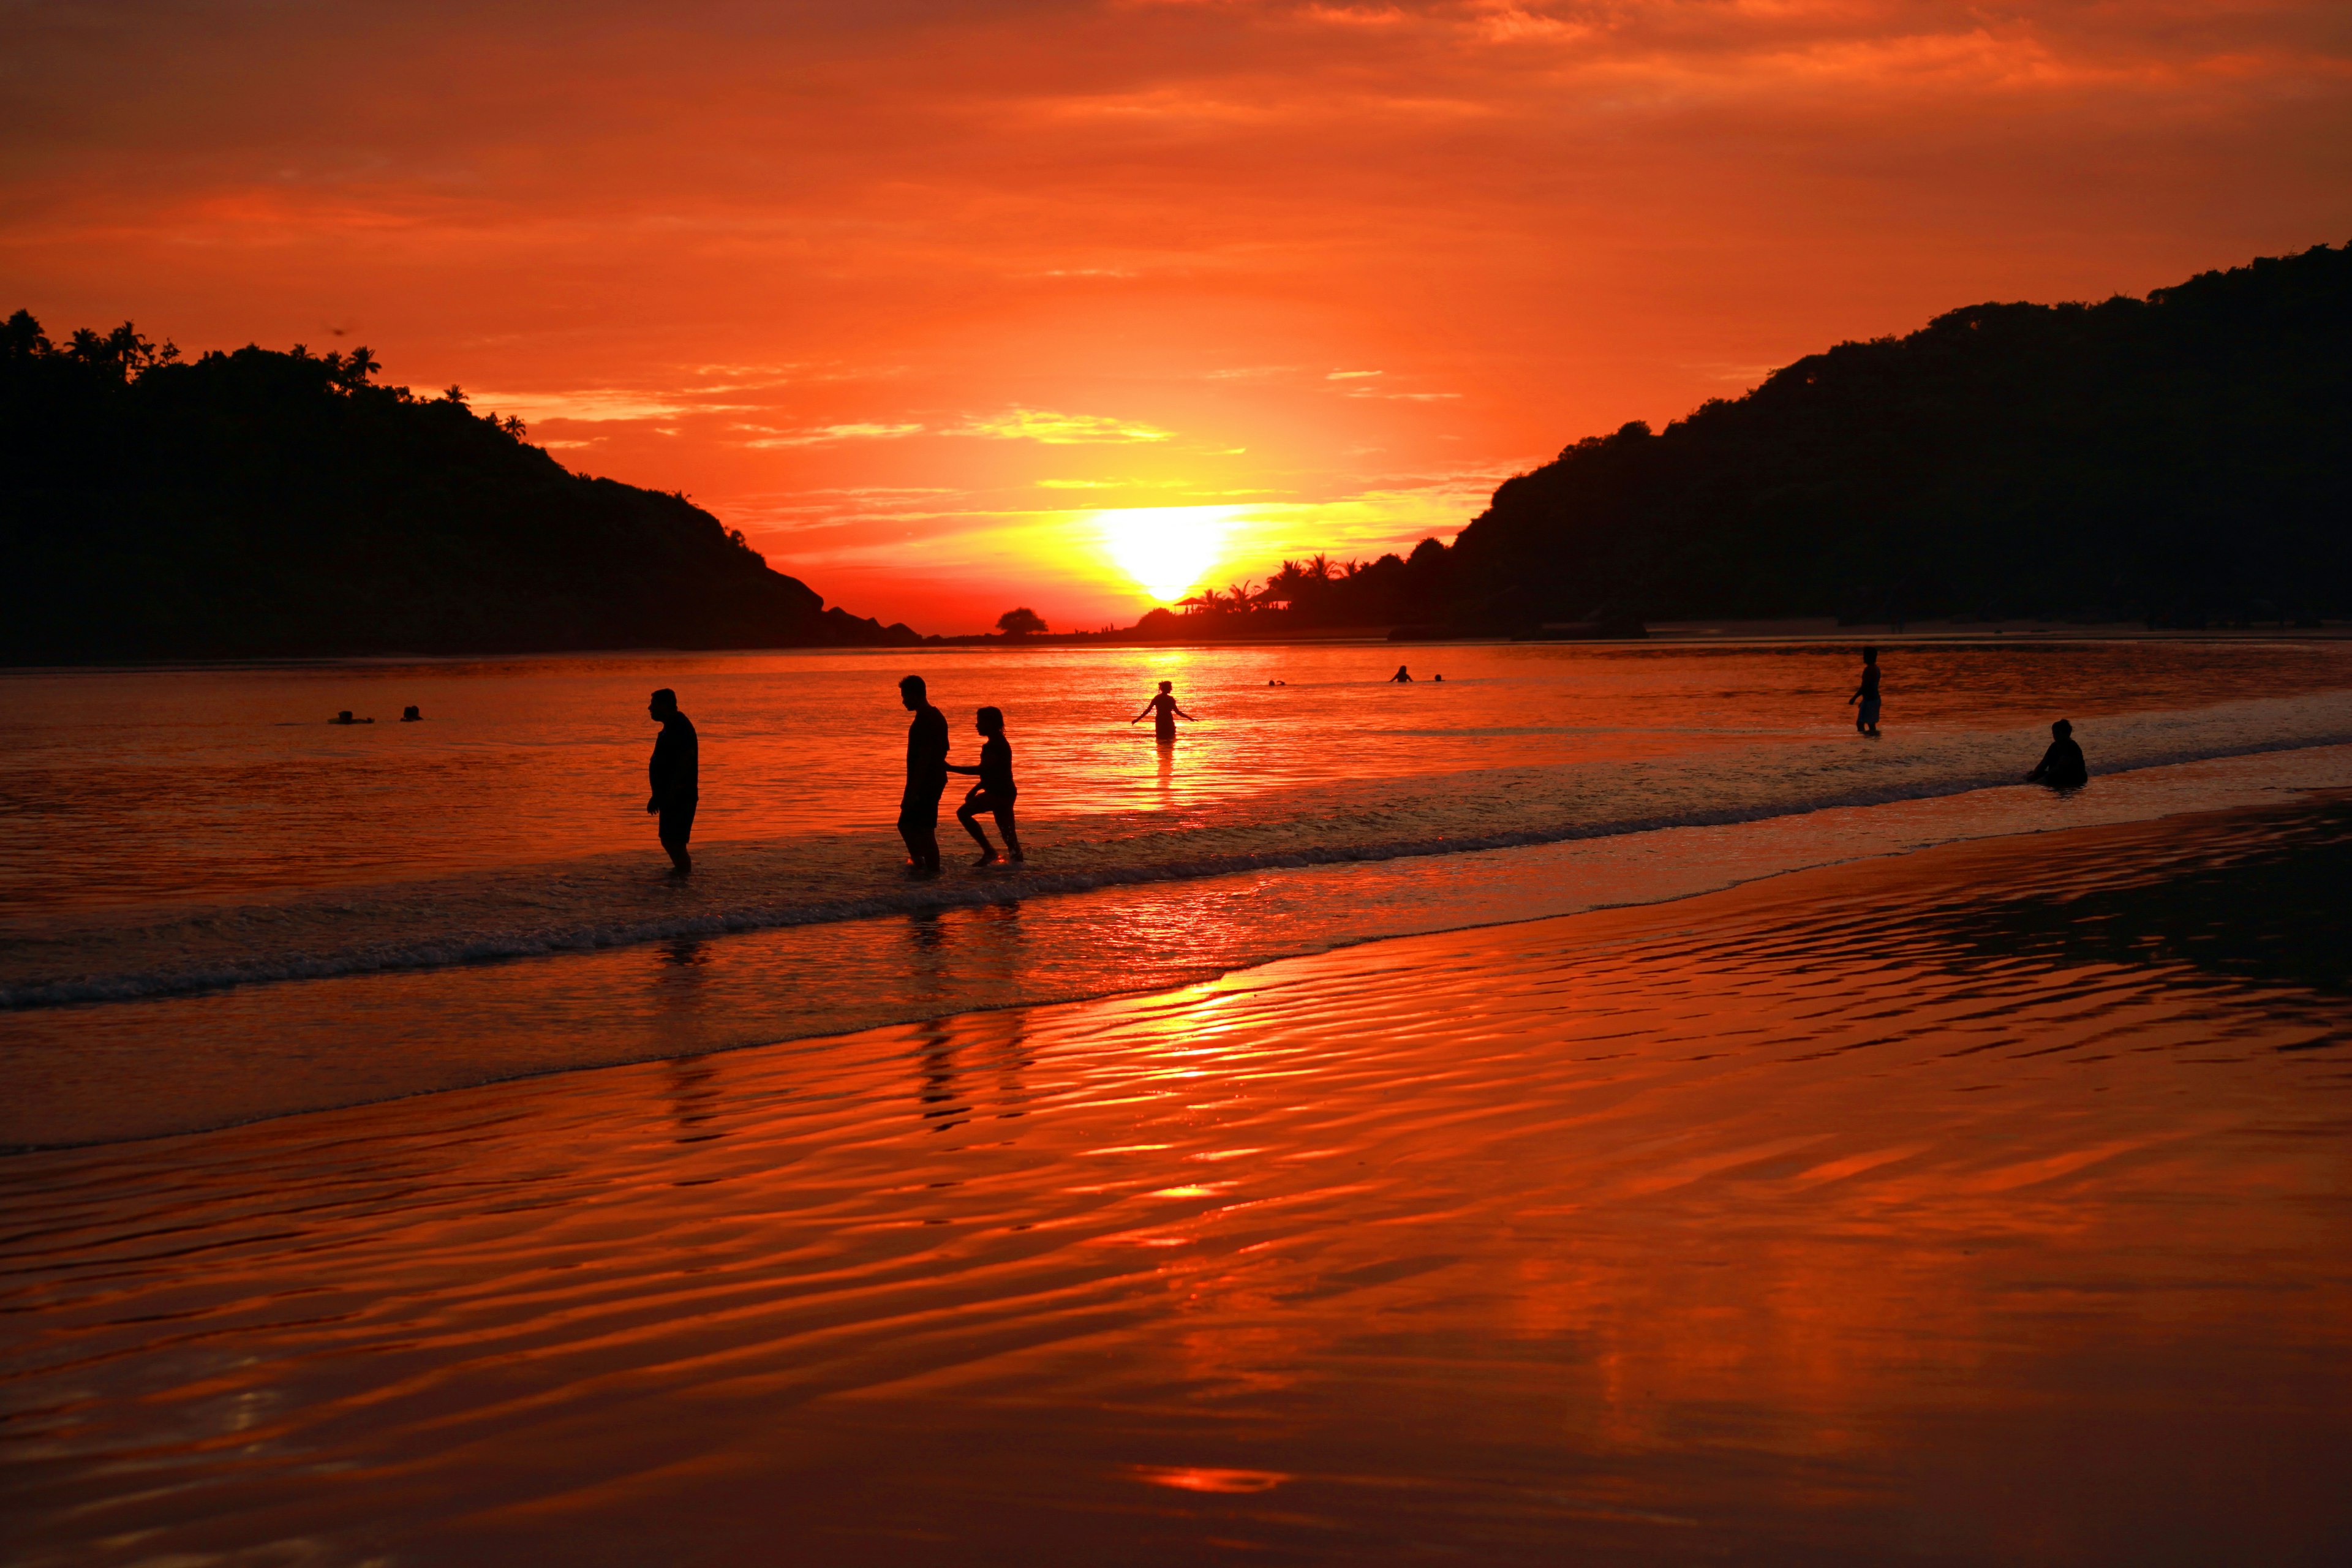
[[11, 746, 2351, 1152]]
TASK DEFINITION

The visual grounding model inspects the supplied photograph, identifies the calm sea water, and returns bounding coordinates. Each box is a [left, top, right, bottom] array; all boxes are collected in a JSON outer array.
[[6, 639, 2352, 1142]]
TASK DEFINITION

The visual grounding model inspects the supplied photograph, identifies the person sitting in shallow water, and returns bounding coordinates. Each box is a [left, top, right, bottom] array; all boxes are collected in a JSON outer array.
[[2026, 718, 2087, 790], [330, 710, 372, 725], [401, 706, 422, 722]]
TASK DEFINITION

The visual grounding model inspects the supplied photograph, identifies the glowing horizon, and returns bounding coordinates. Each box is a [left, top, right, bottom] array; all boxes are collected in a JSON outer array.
[[6, 1, 2344, 633], [1096, 506, 1244, 605]]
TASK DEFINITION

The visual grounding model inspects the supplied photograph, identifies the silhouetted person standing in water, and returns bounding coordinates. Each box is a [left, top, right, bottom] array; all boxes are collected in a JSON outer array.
[[1848, 646, 1882, 736], [1132, 680, 1193, 744], [646, 688, 698, 875], [948, 706, 1023, 866], [1391, 665, 1414, 682], [2026, 718, 2087, 789], [899, 675, 949, 874]]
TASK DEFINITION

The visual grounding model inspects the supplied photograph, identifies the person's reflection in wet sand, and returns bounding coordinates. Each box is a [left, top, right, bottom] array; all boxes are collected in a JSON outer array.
[[913, 1017, 968, 1132], [664, 1056, 722, 1145], [2026, 718, 2089, 789], [652, 938, 714, 1069]]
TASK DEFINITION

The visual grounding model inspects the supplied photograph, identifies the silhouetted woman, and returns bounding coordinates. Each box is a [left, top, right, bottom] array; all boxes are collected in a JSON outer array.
[[1847, 647, 1882, 736], [1390, 665, 1414, 683], [1132, 680, 1193, 744], [947, 706, 1022, 866], [2025, 719, 2087, 790]]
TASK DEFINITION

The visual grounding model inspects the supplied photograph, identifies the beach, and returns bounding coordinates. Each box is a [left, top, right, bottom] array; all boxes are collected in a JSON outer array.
[[7, 790, 2351, 1565]]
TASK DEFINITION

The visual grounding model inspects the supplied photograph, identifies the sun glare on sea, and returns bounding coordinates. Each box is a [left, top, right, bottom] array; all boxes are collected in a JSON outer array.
[[1096, 506, 1242, 603]]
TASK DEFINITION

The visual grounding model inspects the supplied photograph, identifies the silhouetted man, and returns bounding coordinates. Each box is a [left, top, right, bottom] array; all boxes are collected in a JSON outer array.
[[2026, 718, 2087, 790], [899, 675, 949, 873], [646, 687, 698, 874], [1848, 647, 1882, 736]]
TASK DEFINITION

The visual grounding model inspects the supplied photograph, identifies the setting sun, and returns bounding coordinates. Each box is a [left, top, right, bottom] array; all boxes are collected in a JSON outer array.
[[1096, 505, 1242, 603]]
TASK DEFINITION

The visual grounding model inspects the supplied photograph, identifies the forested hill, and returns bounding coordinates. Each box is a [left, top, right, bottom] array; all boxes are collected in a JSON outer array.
[[0, 317, 921, 662], [1411, 242, 2351, 631]]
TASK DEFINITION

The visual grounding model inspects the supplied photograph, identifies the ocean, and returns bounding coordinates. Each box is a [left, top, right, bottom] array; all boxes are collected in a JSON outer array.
[[7, 637, 2352, 1147]]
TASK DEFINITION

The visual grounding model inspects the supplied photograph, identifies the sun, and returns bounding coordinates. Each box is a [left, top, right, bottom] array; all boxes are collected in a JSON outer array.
[[1096, 505, 1240, 603]]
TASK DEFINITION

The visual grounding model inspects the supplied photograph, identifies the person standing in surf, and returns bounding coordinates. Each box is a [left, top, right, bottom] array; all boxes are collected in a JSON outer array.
[[947, 706, 1023, 865], [646, 687, 697, 876], [1847, 647, 1883, 737], [1131, 680, 1194, 744], [897, 675, 949, 875]]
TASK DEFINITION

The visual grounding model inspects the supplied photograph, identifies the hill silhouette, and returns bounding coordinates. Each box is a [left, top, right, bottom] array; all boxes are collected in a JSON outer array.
[[1153, 242, 2350, 638], [0, 317, 921, 662]]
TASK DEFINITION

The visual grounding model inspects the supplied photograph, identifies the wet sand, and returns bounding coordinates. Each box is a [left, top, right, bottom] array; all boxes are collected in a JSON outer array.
[[6, 800, 2350, 1565]]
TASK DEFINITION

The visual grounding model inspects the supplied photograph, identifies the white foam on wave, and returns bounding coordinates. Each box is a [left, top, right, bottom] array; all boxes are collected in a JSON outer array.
[[7, 698, 2351, 1012]]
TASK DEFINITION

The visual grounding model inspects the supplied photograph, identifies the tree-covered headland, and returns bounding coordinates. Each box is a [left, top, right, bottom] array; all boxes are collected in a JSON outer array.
[[0, 318, 920, 662], [1152, 242, 2352, 638]]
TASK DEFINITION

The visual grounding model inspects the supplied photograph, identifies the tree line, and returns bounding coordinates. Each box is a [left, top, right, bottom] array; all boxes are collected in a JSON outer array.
[[0, 315, 920, 662], [1169, 241, 2352, 635]]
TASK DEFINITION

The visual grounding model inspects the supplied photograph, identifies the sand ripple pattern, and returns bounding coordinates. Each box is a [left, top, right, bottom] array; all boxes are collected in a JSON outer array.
[[5, 804, 2350, 1564]]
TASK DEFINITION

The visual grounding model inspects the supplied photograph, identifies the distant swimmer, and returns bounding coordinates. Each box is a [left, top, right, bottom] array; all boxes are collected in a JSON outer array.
[[330, 710, 373, 725], [1433, 673, 1444, 682], [947, 706, 1023, 866], [646, 688, 698, 875], [1847, 646, 1882, 737], [1131, 680, 1194, 744], [401, 705, 422, 722], [2025, 719, 2088, 790], [899, 675, 949, 875], [1390, 665, 1414, 683]]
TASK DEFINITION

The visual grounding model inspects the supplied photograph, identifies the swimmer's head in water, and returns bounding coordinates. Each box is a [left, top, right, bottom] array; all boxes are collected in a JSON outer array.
[[976, 706, 1003, 733]]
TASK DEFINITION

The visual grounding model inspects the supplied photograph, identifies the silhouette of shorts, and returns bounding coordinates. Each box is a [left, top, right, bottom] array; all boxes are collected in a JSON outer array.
[[658, 801, 696, 846], [962, 788, 1016, 818], [899, 783, 945, 831], [1858, 698, 1882, 726]]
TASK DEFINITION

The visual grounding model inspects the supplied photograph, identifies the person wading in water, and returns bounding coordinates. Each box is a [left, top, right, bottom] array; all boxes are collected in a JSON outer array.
[[947, 706, 1023, 866], [1131, 680, 1194, 745], [897, 675, 949, 874], [1847, 647, 1883, 737], [646, 687, 698, 875]]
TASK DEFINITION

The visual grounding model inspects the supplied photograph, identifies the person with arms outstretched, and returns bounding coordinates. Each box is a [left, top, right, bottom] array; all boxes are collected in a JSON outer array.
[[2025, 719, 2087, 790], [947, 706, 1023, 865], [646, 687, 697, 875], [1132, 680, 1193, 744], [897, 675, 949, 874], [1847, 647, 1883, 736]]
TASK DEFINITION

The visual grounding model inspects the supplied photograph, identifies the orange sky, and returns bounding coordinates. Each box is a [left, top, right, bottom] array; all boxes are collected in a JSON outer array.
[[6, 1, 2347, 632]]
